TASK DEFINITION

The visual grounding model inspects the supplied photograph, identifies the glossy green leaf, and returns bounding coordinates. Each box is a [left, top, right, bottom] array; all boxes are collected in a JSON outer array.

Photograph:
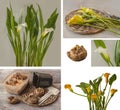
[[45, 9, 58, 29], [94, 77, 102, 88], [94, 40, 106, 48], [89, 80, 97, 93], [109, 74, 117, 86], [38, 4, 44, 33], [6, 8, 12, 37], [114, 40, 120, 66], [76, 82, 90, 94]]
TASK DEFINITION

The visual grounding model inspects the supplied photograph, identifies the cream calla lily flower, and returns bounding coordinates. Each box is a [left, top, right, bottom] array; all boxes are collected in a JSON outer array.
[[16, 23, 27, 32], [95, 46, 110, 62], [95, 46, 108, 54], [42, 28, 54, 37]]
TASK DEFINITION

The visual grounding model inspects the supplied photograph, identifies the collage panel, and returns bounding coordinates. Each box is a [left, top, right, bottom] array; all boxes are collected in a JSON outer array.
[[0, 0, 61, 66], [62, 38, 91, 68], [62, 67, 120, 110], [63, 0, 120, 38], [91, 40, 120, 66], [0, 69, 61, 110]]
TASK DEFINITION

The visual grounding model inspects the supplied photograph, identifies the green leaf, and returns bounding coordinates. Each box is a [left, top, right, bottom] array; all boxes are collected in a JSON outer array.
[[45, 9, 58, 29], [109, 74, 117, 86], [94, 40, 106, 48], [95, 77, 102, 93], [6, 8, 12, 37], [9, 6, 17, 36], [6, 7, 17, 56], [76, 82, 90, 94], [89, 78, 101, 94], [41, 32, 54, 60], [114, 40, 120, 66], [25, 5, 39, 38], [38, 4, 44, 33], [93, 76, 102, 87]]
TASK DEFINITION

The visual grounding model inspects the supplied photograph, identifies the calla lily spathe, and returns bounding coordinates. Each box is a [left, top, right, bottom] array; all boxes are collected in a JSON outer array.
[[41, 28, 54, 37], [95, 46, 110, 62], [16, 23, 27, 32]]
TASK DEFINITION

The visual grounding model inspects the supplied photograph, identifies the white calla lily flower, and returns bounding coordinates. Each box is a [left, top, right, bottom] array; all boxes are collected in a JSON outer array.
[[42, 28, 54, 37], [95, 46, 108, 54], [95, 46, 110, 62], [21, 23, 27, 27], [16, 23, 27, 32]]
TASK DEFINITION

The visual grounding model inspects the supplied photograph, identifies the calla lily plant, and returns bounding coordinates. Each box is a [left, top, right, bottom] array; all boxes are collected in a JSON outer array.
[[6, 4, 58, 66], [65, 73, 117, 110]]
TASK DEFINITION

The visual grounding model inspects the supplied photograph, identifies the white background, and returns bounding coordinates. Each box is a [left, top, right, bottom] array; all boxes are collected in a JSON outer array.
[[91, 40, 117, 66], [61, 39, 120, 110], [62, 67, 120, 110], [62, 0, 120, 109]]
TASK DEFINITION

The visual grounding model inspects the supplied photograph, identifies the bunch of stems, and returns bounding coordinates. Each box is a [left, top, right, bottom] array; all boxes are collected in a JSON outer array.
[[6, 4, 58, 66], [65, 73, 117, 110], [68, 7, 120, 36]]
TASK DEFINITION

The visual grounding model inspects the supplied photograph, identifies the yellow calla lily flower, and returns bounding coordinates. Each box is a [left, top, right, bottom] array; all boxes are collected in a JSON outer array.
[[91, 94, 97, 101], [68, 14, 85, 25], [86, 86, 91, 94], [104, 73, 110, 83], [64, 84, 73, 92], [111, 89, 117, 96]]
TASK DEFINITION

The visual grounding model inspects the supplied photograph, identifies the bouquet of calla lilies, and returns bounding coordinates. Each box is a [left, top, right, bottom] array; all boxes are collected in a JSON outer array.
[[6, 4, 58, 66], [65, 73, 117, 110], [68, 7, 120, 36], [94, 40, 120, 66]]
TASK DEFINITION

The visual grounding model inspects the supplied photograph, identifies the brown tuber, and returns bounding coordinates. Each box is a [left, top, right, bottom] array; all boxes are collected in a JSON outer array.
[[67, 45, 87, 61]]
